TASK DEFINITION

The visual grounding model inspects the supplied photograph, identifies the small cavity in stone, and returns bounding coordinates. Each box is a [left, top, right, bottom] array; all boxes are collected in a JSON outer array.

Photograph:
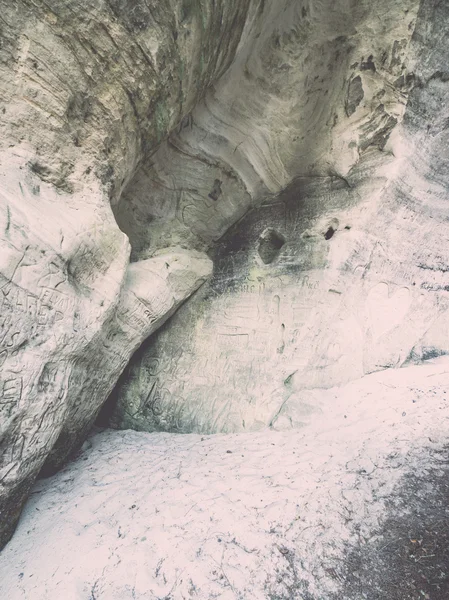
[[324, 226, 336, 240], [257, 228, 286, 264]]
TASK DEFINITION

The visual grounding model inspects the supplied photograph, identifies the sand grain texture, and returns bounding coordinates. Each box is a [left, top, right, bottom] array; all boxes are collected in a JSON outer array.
[[2, 359, 449, 599]]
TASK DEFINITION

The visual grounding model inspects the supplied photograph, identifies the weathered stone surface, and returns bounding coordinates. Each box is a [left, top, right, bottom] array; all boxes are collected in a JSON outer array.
[[107, 0, 449, 434], [109, 148, 449, 433], [2, 0, 449, 553], [115, 0, 419, 259], [41, 249, 212, 476], [0, 0, 246, 546]]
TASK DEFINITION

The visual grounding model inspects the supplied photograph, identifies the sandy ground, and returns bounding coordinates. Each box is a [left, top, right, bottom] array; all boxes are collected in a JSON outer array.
[[1, 358, 449, 600]]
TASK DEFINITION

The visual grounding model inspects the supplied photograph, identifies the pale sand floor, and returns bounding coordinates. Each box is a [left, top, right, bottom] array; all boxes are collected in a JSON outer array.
[[1, 358, 449, 599]]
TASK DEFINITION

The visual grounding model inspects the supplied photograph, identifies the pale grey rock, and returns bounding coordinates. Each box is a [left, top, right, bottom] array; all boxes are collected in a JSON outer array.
[[42, 249, 212, 475], [108, 0, 449, 435], [115, 0, 419, 258], [0, 0, 245, 546], [0, 157, 212, 539], [1, 0, 449, 553]]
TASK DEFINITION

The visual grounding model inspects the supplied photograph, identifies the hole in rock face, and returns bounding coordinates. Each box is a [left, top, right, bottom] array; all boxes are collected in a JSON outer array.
[[361, 54, 376, 72], [323, 218, 339, 240], [257, 228, 286, 264], [324, 226, 335, 240], [208, 179, 222, 201]]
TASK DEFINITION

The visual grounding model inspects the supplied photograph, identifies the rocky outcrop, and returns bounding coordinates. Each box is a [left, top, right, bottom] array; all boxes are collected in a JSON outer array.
[[0, 0, 246, 547], [40, 249, 212, 476], [106, 0, 449, 434], [107, 145, 449, 433], [1, 0, 449, 550], [114, 0, 419, 259]]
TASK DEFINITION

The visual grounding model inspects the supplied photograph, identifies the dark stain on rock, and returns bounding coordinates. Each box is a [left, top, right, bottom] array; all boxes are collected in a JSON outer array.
[[98, 163, 115, 186], [390, 40, 406, 70], [394, 72, 416, 91], [5, 205, 10, 234], [66, 92, 92, 125], [29, 160, 74, 194], [208, 179, 223, 201], [417, 262, 449, 273], [181, 0, 195, 23], [0, 477, 36, 550], [29, 161, 52, 179], [361, 55, 376, 72], [258, 228, 286, 264], [428, 71, 449, 84], [283, 371, 297, 387], [107, 0, 153, 33], [421, 346, 446, 361], [346, 75, 364, 117], [359, 104, 397, 152]]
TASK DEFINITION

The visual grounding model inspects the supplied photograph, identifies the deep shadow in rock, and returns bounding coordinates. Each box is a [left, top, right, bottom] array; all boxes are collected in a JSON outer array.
[[257, 228, 286, 264]]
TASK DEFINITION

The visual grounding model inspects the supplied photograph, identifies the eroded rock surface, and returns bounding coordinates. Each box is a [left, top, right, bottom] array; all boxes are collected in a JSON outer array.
[[115, 0, 419, 258], [106, 0, 449, 434], [0, 0, 245, 546], [1, 0, 449, 551]]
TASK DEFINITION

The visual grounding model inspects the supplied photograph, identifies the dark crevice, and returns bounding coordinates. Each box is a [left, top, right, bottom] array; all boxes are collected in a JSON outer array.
[[257, 228, 286, 264], [324, 226, 335, 240]]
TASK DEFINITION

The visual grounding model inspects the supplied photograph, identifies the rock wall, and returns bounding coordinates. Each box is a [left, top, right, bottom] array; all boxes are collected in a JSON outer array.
[[0, 0, 250, 547], [1, 0, 449, 550], [107, 0, 449, 434], [115, 0, 419, 258]]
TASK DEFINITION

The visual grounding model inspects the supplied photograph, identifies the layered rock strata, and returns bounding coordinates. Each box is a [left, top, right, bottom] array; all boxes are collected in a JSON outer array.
[[1, 0, 448, 549], [108, 0, 449, 434], [0, 0, 248, 547]]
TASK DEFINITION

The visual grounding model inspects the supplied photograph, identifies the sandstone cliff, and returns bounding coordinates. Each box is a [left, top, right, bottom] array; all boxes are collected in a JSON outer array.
[[1, 0, 449, 553]]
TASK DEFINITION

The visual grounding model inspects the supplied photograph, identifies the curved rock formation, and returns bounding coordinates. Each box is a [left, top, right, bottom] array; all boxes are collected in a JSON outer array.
[[0, 0, 247, 547], [1, 0, 449, 552], [107, 0, 449, 434], [114, 0, 419, 258]]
